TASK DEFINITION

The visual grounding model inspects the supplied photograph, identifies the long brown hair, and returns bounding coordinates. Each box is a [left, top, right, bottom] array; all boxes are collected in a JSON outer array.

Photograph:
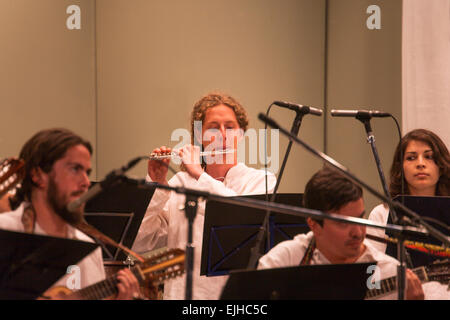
[[10, 128, 92, 208], [389, 129, 450, 197]]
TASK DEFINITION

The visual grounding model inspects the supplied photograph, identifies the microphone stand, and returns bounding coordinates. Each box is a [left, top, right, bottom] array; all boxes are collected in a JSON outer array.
[[257, 113, 450, 300], [123, 176, 429, 300], [67, 157, 148, 264], [123, 178, 427, 235], [355, 113, 395, 220], [183, 194, 198, 300], [247, 110, 305, 270], [355, 113, 414, 294]]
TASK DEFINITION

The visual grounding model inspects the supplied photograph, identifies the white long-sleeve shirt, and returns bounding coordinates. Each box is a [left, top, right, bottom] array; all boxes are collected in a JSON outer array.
[[366, 203, 390, 253], [132, 162, 276, 300]]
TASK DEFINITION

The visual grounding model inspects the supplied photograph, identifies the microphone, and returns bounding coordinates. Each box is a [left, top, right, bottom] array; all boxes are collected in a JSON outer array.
[[330, 109, 391, 118], [273, 101, 323, 116], [67, 156, 144, 213]]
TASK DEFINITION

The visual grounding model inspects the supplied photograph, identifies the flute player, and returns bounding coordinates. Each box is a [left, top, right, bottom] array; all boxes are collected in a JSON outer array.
[[132, 92, 276, 300]]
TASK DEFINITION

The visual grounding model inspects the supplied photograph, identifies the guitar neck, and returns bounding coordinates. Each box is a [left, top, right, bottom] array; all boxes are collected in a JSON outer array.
[[365, 266, 428, 299], [73, 266, 143, 300], [66, 247, 185, 300]]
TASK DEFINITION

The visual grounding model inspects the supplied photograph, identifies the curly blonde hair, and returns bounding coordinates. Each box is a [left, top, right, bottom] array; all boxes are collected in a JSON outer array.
[[190, 92, 249, 145]]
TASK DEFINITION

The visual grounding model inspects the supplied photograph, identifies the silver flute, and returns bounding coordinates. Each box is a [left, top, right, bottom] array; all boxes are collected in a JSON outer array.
[[147, 149, 235, 161]]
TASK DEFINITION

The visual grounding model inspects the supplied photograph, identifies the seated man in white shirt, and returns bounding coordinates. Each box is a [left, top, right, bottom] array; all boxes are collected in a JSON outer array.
[[258, 166, 425, 300], [0, 128, 141, 300]]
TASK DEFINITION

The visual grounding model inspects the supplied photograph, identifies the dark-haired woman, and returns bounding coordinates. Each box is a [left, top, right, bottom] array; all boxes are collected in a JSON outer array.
[[368, 128, 450, 252], [367, 129, 449, 299]]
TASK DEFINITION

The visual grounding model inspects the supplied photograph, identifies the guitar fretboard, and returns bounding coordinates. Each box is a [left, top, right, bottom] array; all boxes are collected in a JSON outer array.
[[74, 267, 142, 300], [78, 277, 118, 299], [365, 266, 428, 299], [67, 248, 185, 300]]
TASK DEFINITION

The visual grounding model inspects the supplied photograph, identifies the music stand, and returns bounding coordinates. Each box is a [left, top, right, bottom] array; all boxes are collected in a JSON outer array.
[[0, 229, 98, 299], [385, 195, 450, 267], [201, 193, 309, 276], [84, 181, 154, 261], [220, 262, 373, 300]]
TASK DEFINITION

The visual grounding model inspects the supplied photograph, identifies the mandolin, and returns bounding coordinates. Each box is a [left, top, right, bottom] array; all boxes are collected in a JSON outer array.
[[41, 247, 185, 300], [0, 158, 25, 212], [366, 259, 449, 299], [0, 158, 25, 199]]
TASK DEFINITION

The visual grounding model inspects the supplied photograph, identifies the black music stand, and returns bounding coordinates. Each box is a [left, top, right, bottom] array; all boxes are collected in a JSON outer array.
[[201, 193, 308, 276], [385, 195, 450, 268], [0, 229, 98, 300], [220, 262, 373, 300], [84, 181, 154, 261]]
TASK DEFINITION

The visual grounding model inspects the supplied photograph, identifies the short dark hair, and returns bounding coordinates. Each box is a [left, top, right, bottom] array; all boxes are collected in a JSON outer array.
[[11, 128, 92, 208], [390, 129, 450, 197], [303, 166, 363, 226]]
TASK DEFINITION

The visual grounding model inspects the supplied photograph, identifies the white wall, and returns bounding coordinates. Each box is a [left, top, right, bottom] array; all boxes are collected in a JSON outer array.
[[402, 0, 450, 146]]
